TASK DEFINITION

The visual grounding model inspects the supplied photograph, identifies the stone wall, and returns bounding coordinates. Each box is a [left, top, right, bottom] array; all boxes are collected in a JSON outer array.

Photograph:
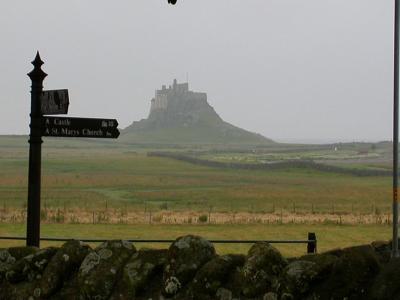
[[0, 236, 399, 299]]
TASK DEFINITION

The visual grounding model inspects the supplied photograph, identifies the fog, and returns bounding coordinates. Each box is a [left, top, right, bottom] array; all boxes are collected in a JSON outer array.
[[0, 0, 394, 142]]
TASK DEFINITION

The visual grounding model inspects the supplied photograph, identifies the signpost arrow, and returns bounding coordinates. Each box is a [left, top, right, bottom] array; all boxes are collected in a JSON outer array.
[[41, 116, 120, 138]]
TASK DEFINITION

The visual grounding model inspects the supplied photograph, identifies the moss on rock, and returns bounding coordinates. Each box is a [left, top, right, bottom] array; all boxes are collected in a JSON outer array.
[[0, 238, 398, 300], [308, 245, 381, 300], [241, 242, 287, 297], [77, 240, 136, 300], [186, 254, 245, 299], [5, 247, 57, 283], [369, 257, 400, 300], [110, 248, 167, 299], [35, 240, 91, 298], [163, 235, 216, 296]]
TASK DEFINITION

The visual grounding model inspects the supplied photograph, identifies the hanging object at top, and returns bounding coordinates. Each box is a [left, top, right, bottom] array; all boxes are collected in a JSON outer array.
[[168, 0, 177, 4]]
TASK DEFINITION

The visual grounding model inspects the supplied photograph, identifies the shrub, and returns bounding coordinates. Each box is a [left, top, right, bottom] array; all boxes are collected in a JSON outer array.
[[198, 214, 208, 223]]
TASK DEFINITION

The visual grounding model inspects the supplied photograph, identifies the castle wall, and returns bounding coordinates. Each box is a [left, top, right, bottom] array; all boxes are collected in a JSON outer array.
[[151, 94, 168, 112], [150, 80, 206, 114]]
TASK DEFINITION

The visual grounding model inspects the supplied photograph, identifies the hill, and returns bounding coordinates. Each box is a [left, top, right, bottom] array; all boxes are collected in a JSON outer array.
[[120, 80, 273, 145]]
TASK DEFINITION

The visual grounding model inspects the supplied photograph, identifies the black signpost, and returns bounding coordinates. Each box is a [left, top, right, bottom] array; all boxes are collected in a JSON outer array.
[[26, 52, 120, 247]]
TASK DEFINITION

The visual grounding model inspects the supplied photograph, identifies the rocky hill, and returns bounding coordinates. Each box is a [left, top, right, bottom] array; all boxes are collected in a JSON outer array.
[[0, 236, 398, 299], [120, 80, 273, 145]]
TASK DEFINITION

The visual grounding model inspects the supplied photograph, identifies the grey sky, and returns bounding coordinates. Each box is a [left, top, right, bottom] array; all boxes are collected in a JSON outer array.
[[0, 0, 394, 142]]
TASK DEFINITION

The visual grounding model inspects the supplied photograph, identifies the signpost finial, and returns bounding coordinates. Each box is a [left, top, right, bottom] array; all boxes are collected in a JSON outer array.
[[28, 51, 47, 83]]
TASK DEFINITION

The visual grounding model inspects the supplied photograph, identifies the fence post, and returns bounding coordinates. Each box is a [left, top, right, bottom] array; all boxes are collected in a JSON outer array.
[[307, 232, 317, 254]]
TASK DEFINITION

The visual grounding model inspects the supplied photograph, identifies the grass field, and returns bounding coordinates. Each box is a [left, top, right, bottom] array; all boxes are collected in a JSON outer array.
[[0, 223, 391, 257], [0, 145, 392, 213], [0, 136, 394, 255]]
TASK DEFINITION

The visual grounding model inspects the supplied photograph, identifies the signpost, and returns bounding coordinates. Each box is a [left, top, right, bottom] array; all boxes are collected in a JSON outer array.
[[26, 52, 120, 247], [393, 0, 400, 258]]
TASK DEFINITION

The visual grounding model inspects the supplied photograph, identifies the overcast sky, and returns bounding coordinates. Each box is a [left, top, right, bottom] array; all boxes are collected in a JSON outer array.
[[0, 0, 394, 142]]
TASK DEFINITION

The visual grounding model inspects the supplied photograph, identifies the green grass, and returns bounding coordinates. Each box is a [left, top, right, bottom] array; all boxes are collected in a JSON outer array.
[[0, 136, 394, 255], [0, 146, 392, 213], [0, 223, 391, 257]]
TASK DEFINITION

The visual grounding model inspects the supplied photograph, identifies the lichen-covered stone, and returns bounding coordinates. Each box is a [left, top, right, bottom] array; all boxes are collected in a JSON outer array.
[[263, 292, 278, 300], [298, 252, 338, 278], [279, 253, 337, 299], [34, 240, 91, 298], [5, 247, 57, 283], [0, 280, 40, 300], [280, 260, 317, 296], [0, 249, 17, 282], [369, 257, 400, 300], [0, 247, 56, 300], [50, 273, 80, 300], [280, 293, 294, 300], [7, 246, 39, 261], [371, 240, 392, 264], [308, 245, 381, 300], [110, 248, 167, 299], [77, 240, 136, 300], [216, 287, 233, 300], [163, 235, 216, 296], [187, 254, 245, 299], [0, 238, 395, 300], [241, 242, 287, 297]]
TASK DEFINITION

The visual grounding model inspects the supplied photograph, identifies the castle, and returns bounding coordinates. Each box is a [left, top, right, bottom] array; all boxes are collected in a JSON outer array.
[[121, 79, 272, 144], [150, 79, 207, 114]]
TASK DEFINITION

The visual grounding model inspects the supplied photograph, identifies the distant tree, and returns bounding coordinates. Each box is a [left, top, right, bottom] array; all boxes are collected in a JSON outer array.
[[168, 0, 177, 4]]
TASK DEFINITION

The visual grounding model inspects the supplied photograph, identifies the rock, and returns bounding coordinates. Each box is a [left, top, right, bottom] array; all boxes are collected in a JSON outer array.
[[34, 240, 91, 298], [77, 240, 136, 300], [163, 235, 216, 296], [0, 246, 39, 283], [214, 262, 244, 300], [281, 293, 294, 300], [322, 248, 344, 257], [7, 246, 38, 261], [281, 260, 318, 296], [369, 257, 400, 300], [50, 273, 80, 300], [5, 247, 58, 283], [263, 292, 278, 300], [281, 253, 337, 298], [216, 287, 233, 300], [0, 247, 57, 300], [241, 242, 287, 297], [309, 245, 381, 300], [0, 249, 17, 282], [187, 254, 245, 299], [371, 240, 391, 264], [110, 248, 167, 299], [0, 239, 393, 300], [298, 253, 338, 279], [0, 281, 40, 300]]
